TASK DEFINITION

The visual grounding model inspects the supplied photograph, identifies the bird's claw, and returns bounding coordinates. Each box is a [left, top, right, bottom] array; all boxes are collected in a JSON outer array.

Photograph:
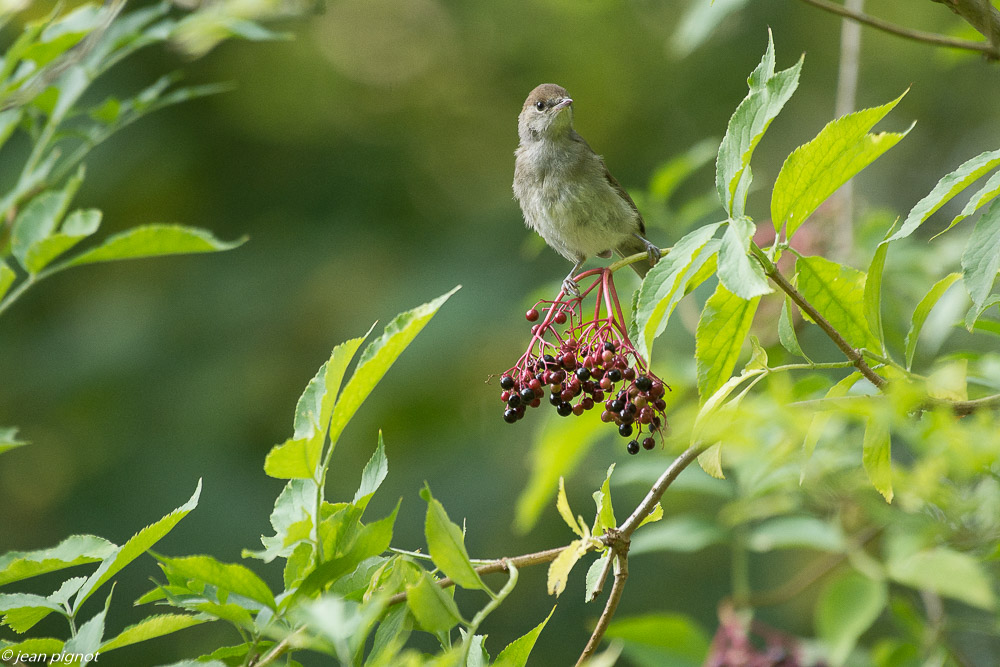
[[562, 277, 582, 298], [646, 243, 661, 266]]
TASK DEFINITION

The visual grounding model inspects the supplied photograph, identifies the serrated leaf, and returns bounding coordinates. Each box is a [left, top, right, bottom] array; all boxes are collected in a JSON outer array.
[[961, 197, 1000, 310], [795, 256, 878, 351], [60, 225, 244, 268], [716, 30, 803, 215], [862, 415, 892, 503], [592, 464, 617, 536], [635, 222, 724, 361], [0, 593, 62, 633], [245, 479, 316, 563], [24, 208, 102, 273], [937, 168, 1000, 238], [156, 555, 275, 610], [695, 282, 761, 400], [515, 408, 605, 535], [327, 287, 459, 451], [420, 484, 486, 591], [888, 547, 995, 610], [100, 614, 206, 653], [556, 477, 585, 538], [904, 272, 963, 369], [0, 535, 115, 587], [888, 148, 1000, 242], [493, 606, 556, 667], [74, 480, 201, 611], [262, 436, 316, 480], [406, 571, 464, 632], [864, 239, 890, 354], [816, 571, 887, 666], [63, 591, 112, 664], [717, 216, 771, 298], [584, 553, 610, 602], [546, 540, 588, 597], [354, 432, 388, 512], [637, 503, 663, 529], [698, 442, 724, 479], [772, 92, 909, 238]]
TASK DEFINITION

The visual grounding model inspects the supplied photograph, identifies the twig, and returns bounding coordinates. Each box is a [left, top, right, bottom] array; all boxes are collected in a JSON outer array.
[[250, 627, 306, 667], [576, 552, 628, 666], [749, 244, 888, 391], [931, 0, 1000, 55], [795, 0, 1000, 58], [385, 545, 567, 606], [587, 551, 616, 602]]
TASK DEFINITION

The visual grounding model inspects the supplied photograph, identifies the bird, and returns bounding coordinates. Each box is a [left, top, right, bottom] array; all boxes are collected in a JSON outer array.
[[513, 83, 660, 296]]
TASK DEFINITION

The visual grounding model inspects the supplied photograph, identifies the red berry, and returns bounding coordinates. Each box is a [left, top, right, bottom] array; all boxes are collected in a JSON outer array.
[[572, 404, 584, 416], [554, 311, 567, 324], [526, 308, 539, 322], [642, 437, 655, 450]]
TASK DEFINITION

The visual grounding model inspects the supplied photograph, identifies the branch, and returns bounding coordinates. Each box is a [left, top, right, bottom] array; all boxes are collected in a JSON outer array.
[[576, 551, 628, 666], [795, 0, 1000, 58], [750, 244, 888, 391], [932, 0, 1000, 53]]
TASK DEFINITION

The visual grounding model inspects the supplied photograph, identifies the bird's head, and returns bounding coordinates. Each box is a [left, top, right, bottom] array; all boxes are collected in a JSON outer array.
[[518, 83, 574, 143]]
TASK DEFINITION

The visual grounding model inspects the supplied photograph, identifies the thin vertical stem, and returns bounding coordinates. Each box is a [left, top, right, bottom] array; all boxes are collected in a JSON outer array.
[[832, 0, 863, 260]]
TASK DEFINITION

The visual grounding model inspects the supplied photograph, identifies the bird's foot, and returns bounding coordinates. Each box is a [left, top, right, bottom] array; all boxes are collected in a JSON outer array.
[[562, 277, 582, 298], [646, 243, 661, 266]]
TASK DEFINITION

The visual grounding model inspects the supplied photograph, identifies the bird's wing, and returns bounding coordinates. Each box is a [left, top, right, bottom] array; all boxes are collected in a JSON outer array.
[[601, 160, 646, 235]]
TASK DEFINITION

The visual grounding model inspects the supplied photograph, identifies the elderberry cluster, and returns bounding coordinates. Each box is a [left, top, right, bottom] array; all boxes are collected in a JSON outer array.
[[499, 337, 668, 455]]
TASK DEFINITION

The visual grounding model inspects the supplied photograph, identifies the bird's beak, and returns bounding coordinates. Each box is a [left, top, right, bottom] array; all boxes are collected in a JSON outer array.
[[553, 97, 573, 111]]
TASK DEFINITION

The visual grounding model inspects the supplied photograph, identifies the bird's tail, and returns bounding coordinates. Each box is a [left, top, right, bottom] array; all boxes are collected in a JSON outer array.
[[617, 236, 658, 279]]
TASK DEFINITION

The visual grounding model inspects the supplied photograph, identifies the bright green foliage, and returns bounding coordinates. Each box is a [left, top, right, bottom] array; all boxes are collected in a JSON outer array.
[[155, 555, 276, 610], [695, 283, 761, 401], [406, 572, 465, 633], [795, 256, 879, 351], [941, 168, 1000, 236], [591, 464, 617, 536], [961, 197, 1000, 311], [816, 571, 887, 666], [778, 296, 810, 360], [493, 606, 556, 667], [862, 414, 893, 503], [60, 225, 245, 268], [99, 614, 207, 653], [717, 216, 771, 299], [420, 484, 487, 592], [716, 30, 802, 216], [864, 237, 890, 354], [888, 148, 1000, 242], [771, 92, 909, 239]]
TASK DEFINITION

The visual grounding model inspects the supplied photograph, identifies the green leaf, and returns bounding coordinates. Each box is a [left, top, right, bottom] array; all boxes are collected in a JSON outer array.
[[0, 425, 28, 456], [778, 297, 809, 360], [605, 613, 710, 667], [100, 614, 206, 653], [493, 606, 556, 667], [716, 30, 803, 215], [592, 464, 616, 536], [420, 484, 486, 591], [546, 539, 589, 597], [695, 282, 761, 400], [961, 197, 1000, 310], [0, 535, 115, 587], [888, 148, 1000, 242], [966, 293, 1000, 331], [585, 553, 610, 602], [24, 208, 102, 273], [74, 480, 201, 611], [514, 408, 606, 534], [354, 432, 388, 512], [406, 572, 464, 633], [244, 479, 316, 562], [630, 515, 726, 555], [0, 263, 15, 303], [296, 594, 387, 663], [698, 443, 724, 479], [10, 179, 83, 269], [864, 239, 890, 354], [556, 477, 586, 538], [637, 503, 663, 529], [795, 256, 878, 351], [262, 436, 317, 480], [887, 547, 995, 610], [816, 571, 887, 667], [904, 273, 962, 369], [748, 516, 846, 552], [327, 287, 460, 450], [156, 555, 275, 610], [635, 222, 723, 361], [717, 216, 771, 299], [937, 168, 1000, 238], [862, 414, 893, 503], [60, 225, 245, 268], [367, 603, 411, 666], [0, 593, 63, 632], [63, 591, 112, 664], [772, 92, 909, 238]]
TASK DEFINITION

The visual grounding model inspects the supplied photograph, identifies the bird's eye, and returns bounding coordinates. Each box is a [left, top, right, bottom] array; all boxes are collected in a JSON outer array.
[[535, 101, 545, 111]]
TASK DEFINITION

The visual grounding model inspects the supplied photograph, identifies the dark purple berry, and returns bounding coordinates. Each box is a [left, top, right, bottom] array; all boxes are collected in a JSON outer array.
[[500, 375, 515, 390], [636, 375, 653, 392], [642, 437, 655, 450], [624, 402, 637, 416], [603, 341, 616, 352], [556, 402, 573, 417], [626, 440, 640, 455], [575, 367, 591, 381], [507, 393, 521, 408], [520, 388, 535, 402], [610, 399, 625, 413], [619, 423, 633, 437], [503, 409, 518, 424], [549, 392, 562, 407], [608, 368, 623, 383], [624, 368, 636, 381]]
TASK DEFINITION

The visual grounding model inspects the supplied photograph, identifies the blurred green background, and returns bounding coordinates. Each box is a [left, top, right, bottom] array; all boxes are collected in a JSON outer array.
[[2, 0, 999, 663]]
